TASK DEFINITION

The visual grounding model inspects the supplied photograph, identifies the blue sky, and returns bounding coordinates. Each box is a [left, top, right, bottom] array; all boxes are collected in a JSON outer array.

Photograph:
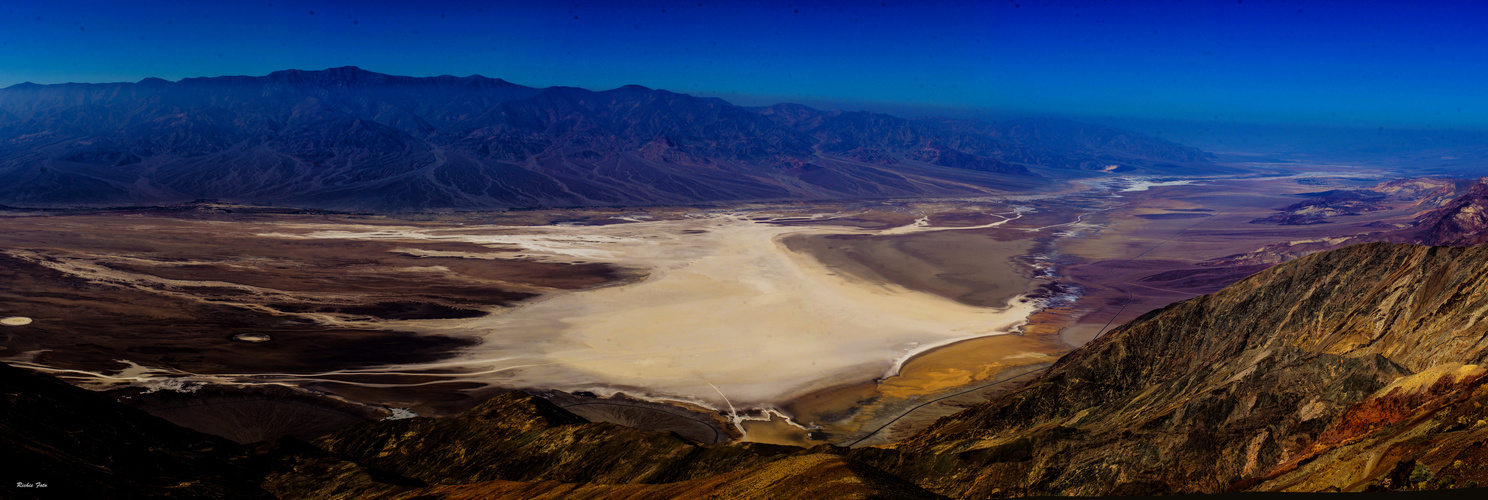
[[2, 0, 1486, 129]]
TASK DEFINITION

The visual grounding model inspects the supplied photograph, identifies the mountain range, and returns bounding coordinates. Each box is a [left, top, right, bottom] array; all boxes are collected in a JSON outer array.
[[0, 67, 1214, 210]]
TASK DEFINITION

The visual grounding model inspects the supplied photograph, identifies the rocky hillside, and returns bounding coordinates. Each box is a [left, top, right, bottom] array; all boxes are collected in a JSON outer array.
[[0, 67, 1213, 210], [1398, 181, 1488, 246], [858, 242, 1488, 497]]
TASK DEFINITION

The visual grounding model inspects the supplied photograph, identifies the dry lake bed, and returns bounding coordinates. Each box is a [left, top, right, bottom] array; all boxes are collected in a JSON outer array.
[[1, 169, 1439, 446]]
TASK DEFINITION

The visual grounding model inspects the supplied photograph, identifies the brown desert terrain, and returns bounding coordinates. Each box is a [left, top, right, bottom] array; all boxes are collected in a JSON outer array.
[[1, 167, 1456, 449]]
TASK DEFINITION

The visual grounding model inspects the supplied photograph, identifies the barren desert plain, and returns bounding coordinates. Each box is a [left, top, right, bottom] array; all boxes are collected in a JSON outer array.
[[0, 166, 1452, 447]]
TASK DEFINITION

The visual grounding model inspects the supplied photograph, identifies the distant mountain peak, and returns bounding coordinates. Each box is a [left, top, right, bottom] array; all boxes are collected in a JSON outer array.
[[287, 65, 375, 75], [264, 66, 389, 85]]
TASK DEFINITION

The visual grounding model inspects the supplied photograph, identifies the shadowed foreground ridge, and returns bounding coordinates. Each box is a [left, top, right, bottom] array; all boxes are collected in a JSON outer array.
[[0, 361, 273, 498], [265, 392, 939, 499], [7, 241, 1488, 498], [0, 365, 940, 499]]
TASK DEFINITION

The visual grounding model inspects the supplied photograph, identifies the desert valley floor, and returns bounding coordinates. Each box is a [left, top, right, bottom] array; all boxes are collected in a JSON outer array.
[[0, 165, 1456, 447]]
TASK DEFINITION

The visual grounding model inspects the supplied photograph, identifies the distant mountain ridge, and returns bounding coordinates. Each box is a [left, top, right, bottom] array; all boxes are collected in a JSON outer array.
[[0, 67, 1214, 210]]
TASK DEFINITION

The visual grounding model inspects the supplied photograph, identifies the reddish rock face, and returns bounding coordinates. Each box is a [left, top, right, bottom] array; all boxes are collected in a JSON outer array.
[[1322, 369, 1487, 448]]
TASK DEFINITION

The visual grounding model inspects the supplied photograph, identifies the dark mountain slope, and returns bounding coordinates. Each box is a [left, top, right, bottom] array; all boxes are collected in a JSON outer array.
[[310, 391, 791, 486], [264, 391, 941, 499], [371, 454, 941, 500], [0, 67, 1212, 210], [0, 361, 274, 498], [857, 242, 1488, 497], [759, 106, 1216, 175], [0, 361, 941, 499]]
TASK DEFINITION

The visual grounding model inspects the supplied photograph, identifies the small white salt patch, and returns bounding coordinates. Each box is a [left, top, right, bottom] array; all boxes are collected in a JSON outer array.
[[231, 333, 272, 343], [383, 408, 418, 420]]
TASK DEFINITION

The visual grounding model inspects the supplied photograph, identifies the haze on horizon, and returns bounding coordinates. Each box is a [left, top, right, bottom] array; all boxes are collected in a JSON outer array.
[[2, 0, 1486, 133]]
